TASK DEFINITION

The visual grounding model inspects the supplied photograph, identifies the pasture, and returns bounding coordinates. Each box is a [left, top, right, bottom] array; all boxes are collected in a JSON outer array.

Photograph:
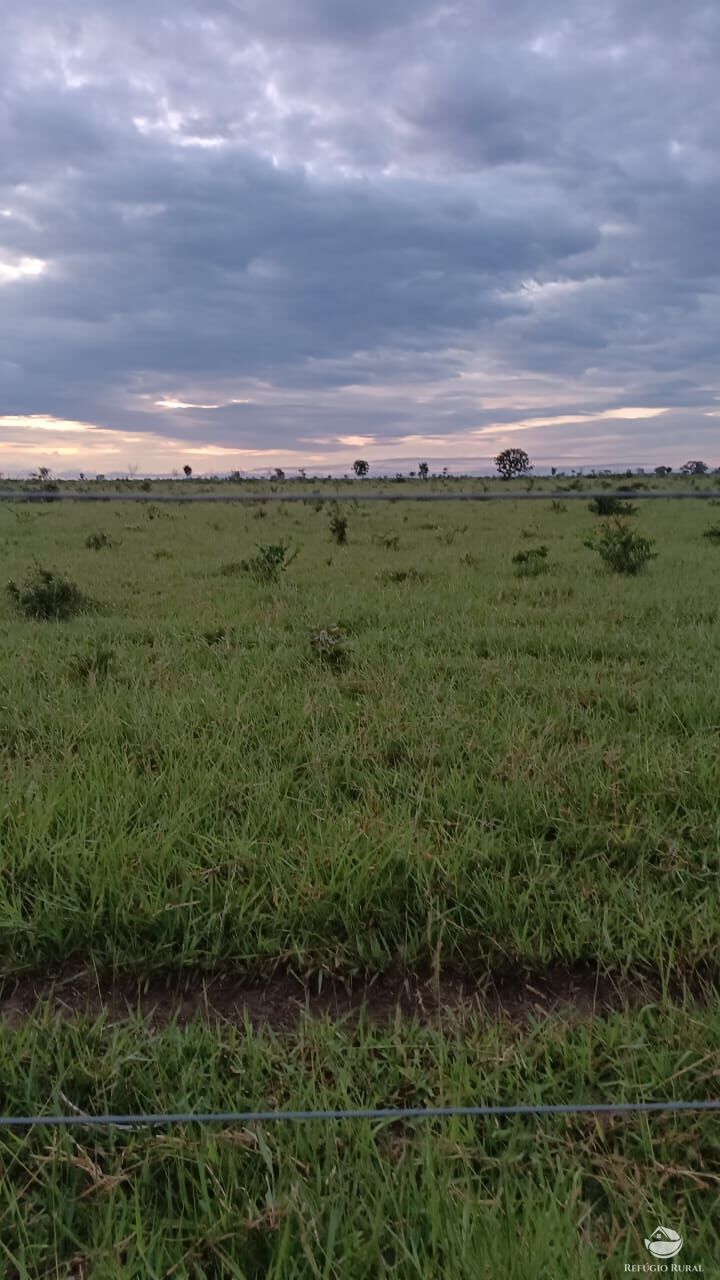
[[0, 482, 719, 1276]]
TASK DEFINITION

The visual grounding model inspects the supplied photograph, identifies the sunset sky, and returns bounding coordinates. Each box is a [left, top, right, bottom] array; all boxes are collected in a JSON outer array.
[[1, 1, 718, 475]]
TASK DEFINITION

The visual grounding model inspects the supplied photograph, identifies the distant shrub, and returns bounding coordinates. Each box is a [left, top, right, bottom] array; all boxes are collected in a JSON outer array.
[[201, 626, 230, 646], [35, 480, 60, 503], [588, 496, 637, 516], [85, 531, 113, 550], [379, 568, 428, 584], [253, 506, 267, 519], [438, 525, 468, 546], [461, 552, 479, 567], [241, 542, 298, 582], [329, 508, 348, 544], [139, 480, 153, 492], [550, 500, 567, 513], [703, 524, 720, 544], [71, 645, 116, 681], [512, 545, 550, 577], [373, 533, 400, 550], [143, 503, 173, 520], [309, 624, 349, 668], [585, 520, 656, 574], [7, 568, 93, 620]]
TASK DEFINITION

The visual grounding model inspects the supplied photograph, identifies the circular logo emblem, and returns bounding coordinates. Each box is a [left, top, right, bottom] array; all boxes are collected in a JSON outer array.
[[644, 1226, 683, 1259]]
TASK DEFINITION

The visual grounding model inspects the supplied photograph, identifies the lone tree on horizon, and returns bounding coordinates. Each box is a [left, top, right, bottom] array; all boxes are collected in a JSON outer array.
[[494, 448, 532, 480], [680, 460, 708, 475], [183, 464, 192, 478], [418, 461, 429, 479], [353, 459, 369, 478]]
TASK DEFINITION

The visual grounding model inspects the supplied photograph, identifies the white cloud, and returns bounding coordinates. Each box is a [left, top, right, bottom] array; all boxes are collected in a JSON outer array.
[[0, 256, 46, 284]]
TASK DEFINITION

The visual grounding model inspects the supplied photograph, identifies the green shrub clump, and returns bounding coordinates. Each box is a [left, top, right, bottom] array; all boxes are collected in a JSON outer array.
[[329, 508, 348, 544], [309, 624, 350, 668], [588, 496, 637, 517], [512, 545, 550, 577], [85, 531, 113, 550], [7, 568, 93, 620], [585, 520, 656, 575], [241, 543, 298, 582]]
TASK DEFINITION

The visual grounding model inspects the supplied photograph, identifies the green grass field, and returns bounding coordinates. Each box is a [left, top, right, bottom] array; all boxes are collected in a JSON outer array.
[[1, 480, 719, 1276]]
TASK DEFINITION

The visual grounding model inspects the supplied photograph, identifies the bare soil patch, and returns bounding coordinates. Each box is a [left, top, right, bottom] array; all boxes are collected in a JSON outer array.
[[0, 964, 665, 1030]]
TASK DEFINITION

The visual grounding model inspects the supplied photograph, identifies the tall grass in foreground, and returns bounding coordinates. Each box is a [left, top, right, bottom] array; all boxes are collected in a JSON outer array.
[[0, 1001, 718, 1278]]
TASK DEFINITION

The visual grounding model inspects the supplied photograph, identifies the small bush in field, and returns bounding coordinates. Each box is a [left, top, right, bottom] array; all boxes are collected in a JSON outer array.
[[201, 626, 231, 646], [7, 567, 93, 620], [550, 500, 567, 513], [85, 531, 113, 550], [588, 496, 637, 517], [512, 545, 550, 577], [585, 519, 656, 574], [703, 524, 720, 544], [438, 525, 468, 546], [329, 508, 348, 544], [71, 645, 116, 682], [241, 543, 298, 582], [379, 567, 428, 584], [373, 533, 400, 550], [309, 624, 350, 668]]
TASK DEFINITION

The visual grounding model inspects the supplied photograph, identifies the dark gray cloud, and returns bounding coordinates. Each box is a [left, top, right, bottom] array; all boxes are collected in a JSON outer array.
[[0, 0, 719, 467]]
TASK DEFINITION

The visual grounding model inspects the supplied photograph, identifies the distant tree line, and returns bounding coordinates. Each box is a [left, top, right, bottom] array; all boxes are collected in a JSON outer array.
[[15, 454, 720, 485]]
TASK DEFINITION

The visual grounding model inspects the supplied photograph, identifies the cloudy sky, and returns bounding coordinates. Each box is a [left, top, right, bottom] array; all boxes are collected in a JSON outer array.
[[1, 0, 718, 475]]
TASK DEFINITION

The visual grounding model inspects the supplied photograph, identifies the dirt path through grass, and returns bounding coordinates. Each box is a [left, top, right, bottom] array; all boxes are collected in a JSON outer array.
[[0, 963, 674, 1029]]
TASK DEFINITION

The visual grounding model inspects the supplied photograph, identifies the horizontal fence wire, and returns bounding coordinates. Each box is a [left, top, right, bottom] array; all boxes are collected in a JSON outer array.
[[0, 490, 718, 503], [1, 1100, 720, 1129]]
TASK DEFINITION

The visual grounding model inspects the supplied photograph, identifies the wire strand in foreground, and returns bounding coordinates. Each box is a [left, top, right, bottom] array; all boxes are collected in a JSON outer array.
[[1, 1100, 719, 1129]]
